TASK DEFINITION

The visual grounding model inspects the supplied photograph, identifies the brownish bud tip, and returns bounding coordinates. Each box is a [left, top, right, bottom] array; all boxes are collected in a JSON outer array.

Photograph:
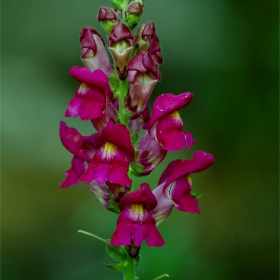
[[98, 7, 117, 21], [127, 2, 143, 14]]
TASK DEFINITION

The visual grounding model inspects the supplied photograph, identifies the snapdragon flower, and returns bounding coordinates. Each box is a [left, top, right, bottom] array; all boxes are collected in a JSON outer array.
[[111, 183, 164, 247]]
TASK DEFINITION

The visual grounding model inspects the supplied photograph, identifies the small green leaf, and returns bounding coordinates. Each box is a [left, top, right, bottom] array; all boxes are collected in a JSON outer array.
[[77, 230, 108, 244], [104, 262, 124, 272], [106, 244, 127, 261]]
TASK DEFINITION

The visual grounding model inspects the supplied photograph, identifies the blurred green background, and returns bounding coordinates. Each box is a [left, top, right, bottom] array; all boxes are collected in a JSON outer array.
[[2, 0, 278, 279]]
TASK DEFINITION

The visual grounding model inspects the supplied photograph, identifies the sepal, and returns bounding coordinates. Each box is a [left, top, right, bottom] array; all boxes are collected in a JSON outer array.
[[130, 161, 145, 176], [126, 2, 143, 30], [98, 7, 120, 34], [108, 74, 120, 98], [106, 243, 127, 261], [110, 0, 123, 10], [107, 200, 121, 214]]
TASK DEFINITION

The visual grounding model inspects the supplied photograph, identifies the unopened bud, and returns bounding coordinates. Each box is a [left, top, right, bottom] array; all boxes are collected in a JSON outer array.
[[133, 22, 155, 55], [80, 26, 112, 75], [108, 24, 134, 79], [126, 2, 143, 30], [98, 7, 120, 34]]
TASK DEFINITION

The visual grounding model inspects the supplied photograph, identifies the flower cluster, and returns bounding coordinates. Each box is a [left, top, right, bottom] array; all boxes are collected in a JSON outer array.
[[60, 0, 214, 254]]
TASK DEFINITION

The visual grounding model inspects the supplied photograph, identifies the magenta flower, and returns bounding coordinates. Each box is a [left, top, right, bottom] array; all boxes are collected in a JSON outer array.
[[59, 121, 97, 188], [152, 151, 214, 224], [126, 51, 161, 118], [65, 67, 113, 120], [136, 132, 167, 175], [80, 26, 113, 75], [80, 121, 135, 186], [111, 183, 164, 247], [148, 93, 195, 151]]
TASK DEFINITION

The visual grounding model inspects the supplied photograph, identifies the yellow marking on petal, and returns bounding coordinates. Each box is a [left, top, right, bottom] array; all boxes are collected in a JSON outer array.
[[102, 142, 117, 159], [186, 174, 192, 187], [170, 110, 181, 121], [79, 82, 89, 95], [129, 204, 145, 221]]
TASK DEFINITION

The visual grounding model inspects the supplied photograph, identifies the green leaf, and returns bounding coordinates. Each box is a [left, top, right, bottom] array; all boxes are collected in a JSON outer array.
[[106, 244, 127, 261], [77, 230, 108, 244], [104, 262, 124, 272]]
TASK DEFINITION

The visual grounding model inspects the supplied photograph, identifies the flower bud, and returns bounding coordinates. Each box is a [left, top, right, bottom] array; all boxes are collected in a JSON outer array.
[[98, 7, 120, 34], [108, 24, 134, 79], [80, 27, 112, 75], [133, 22, 155, 53], [149, 34, 163, 64], [126, 51, 161, 118], [126, 2, 143, 30], [136, 132, 167, 175]]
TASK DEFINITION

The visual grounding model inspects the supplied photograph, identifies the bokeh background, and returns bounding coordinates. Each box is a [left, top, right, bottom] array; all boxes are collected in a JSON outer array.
[[2, 0, 278, 279]]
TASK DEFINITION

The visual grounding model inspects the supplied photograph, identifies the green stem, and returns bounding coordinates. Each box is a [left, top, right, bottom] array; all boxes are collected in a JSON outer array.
[[122, 0, 128, 23], [119, 79, 128, 126], [123, 256, 135, 280]]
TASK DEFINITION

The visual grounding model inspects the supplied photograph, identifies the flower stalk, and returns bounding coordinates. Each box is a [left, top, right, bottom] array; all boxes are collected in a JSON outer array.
[[123, 256, 135, 280], [59, 0, 214, 278], [119, 78, 129, 126]]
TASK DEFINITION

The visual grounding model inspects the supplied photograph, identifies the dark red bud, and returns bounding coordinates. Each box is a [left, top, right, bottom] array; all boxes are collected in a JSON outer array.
[[108, 23, 134, 46], [98, 7, 117, 21], [80, 27, 105, 54], [142, 22, 155, 41], [127, 2, 143, 14]]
